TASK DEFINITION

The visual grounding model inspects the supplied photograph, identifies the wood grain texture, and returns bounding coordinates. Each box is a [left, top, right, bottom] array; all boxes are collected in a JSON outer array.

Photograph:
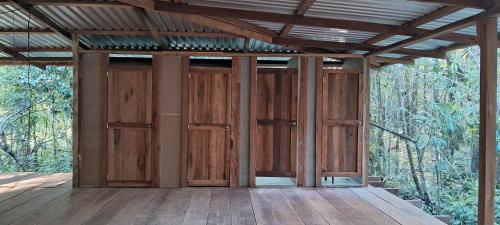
[[477, 17, 497, 225], [249, 57, 258, 187], [254, 67, 298, 179], [315, 57, 323, 187], [297, 57, 308, 187], [107, 66, 153, 187], [151, 56, 163, 187], [72, 34, 80, 187], [230, 57, 241, 187], [181, 56, 190, 187], [362, 58, 371, 187]]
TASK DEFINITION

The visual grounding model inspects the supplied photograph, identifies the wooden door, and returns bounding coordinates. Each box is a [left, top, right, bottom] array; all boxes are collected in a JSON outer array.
[[186, 67, 232, 186], [255, 68, 298, 177], [107, 65, 152, 187], [320, 69, 363, 177]]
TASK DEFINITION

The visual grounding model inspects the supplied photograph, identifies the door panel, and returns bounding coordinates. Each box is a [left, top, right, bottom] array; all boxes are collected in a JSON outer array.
[[187, 67, 231, 186], [255, 68, 298, 177], [320, 70, 363, 177], [107, 66, 152, 187]]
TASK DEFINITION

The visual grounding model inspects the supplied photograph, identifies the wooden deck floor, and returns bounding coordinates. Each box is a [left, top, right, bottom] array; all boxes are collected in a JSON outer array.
[[0, 173, 444, 225]]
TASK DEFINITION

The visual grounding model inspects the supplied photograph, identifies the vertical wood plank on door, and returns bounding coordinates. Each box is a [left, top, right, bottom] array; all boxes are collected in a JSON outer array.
[[151, 56, 163, 187]]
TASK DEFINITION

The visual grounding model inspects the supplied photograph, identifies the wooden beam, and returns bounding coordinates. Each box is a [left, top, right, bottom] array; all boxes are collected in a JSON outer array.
[[230, 57, 240, 187], [180, 56, 189, 187], [370, 56, 415, 64], [367, 6, 500, 56], [411, 0, 493, 9], [314, 57, 323, 187], [279, 0, 316, 36], [248, 56, 257, 187], [154, 1, 478, 44], [0, 57, 72, 62], [365, 5, 464, 45], [477, 16, 497, 225], [135, 7, 168, 49], [296, 57, 308, 187], [362, 57, 370, 187], [9, 0, 74, 44], [71, 34, 80, 187], [12, 47, 72, 52], [274, 37, 446, 58]]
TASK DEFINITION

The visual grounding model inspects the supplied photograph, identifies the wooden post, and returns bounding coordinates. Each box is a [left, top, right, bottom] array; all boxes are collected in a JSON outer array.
[[230, 57, 241, 187], [297, 57, 308, 187], [315, 57, 323, 187], [248, 57, 257, 187], [151, 56, 163, 187], [180, 56, 190, 187], [477, 16, 497, 225], [362, 57, 371, 187], [71, 34, 80, 187]]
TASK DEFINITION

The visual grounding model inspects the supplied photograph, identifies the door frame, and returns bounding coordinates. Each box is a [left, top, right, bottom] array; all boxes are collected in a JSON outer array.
[[104, 63, 161, 187], [180, 57, 241, 187], [315, 58, 364, 187], [248, 57, 308, 187]]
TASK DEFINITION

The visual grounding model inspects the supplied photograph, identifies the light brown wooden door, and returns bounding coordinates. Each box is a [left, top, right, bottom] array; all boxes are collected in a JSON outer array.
[[187, 67, 232, 186], [320, 70, 363, 177], [255, 68, 298, 177], [107, 65, 152, 187]]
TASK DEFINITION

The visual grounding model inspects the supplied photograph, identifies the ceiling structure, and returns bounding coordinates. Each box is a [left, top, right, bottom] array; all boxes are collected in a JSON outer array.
[[0, 0, 498, 66]]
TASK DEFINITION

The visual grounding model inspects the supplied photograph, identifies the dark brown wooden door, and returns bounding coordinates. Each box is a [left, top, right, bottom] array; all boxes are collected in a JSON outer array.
[[187, 67, 232, 186], [255, 68, 298, 177], [107, 65, 153, 187], [321, 70, 363, 177]]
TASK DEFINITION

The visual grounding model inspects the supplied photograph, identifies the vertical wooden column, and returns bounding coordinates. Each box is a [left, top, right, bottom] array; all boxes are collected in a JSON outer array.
[[248, 57, 257, 187], [151, 56, 163, 187], [297, 57, 308, 187], [72, 34, 80, 187], [180, 56, 190, 187], [314, 57, 323, 187], [230, 57, 241, 187], [362, 57, 371, 187], [477, 17, 497, 225]]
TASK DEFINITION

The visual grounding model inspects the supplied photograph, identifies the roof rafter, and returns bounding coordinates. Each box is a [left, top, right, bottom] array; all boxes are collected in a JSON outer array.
[[367, 5, 500, 56], [116, 0, 275, 43], [153, 1, 478, 45], [279, 0, 316, 36], [134, 7, 168, 49], [274, 37, 446, 58]]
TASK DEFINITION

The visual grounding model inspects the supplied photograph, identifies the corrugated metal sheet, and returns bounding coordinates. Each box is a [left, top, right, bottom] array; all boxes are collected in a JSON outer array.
[[418, 8, 484, 35], [82, 35, 158, 50], [22, 52, 72, 57], [290, 26, 377, 43], [306, 0, 441, 25], [0, 5, 46, 29], [187, 0, 301, 14], [0, 34, 69, 48], [147, 11, 221, 32], [243, 20, 284, 33], [374, 35, 455, 50]]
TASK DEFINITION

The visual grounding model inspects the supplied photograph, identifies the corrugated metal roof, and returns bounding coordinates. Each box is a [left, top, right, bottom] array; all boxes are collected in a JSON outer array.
[[0, 0, 490, 61], [22, 52, 72, 57], [0, 34, 69, 48]]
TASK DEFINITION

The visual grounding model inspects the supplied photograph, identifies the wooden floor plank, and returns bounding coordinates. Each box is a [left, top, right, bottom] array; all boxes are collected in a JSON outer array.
[[229, 188, 256, 225], [318, 188, 400, 225], [351, 188, 427, 225], [82, 188, 159, 225], [365, 187, 445, 225], [249, 188, 305, 225], [182, 188, 211, 225], [0, 172, 38, 185], [0, 173, 72, 203], [208, 187, 232, 225], [0, 181, 72, 224], [156, 188, 193, 225], [281, 189, 329, 225], [134, 188, 172, 224]]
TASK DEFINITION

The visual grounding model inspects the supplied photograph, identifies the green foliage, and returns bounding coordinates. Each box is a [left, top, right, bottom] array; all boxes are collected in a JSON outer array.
[[0, 65, 73, 172], [370, 46, 500, 225]]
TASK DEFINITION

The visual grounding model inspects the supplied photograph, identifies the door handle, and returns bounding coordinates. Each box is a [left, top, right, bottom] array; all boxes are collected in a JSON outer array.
[[289, 121, 297, 127], [145, 123, 152, 129], [224, 125, 231, 130]]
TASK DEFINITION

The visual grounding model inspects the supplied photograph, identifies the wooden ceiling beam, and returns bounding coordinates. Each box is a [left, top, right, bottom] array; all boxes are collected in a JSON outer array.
[[117, 0, 275, 43], [367, 5, 500, 56], [135, 7, 168, 49], [279, 0, 316, 36], [274, 37, 446, 58], [154, 1, 478, 45], [365, 5, 464, 45]]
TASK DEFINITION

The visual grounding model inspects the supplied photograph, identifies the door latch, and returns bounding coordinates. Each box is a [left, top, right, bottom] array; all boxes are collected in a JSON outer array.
[[145, 123, 152, 129]]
